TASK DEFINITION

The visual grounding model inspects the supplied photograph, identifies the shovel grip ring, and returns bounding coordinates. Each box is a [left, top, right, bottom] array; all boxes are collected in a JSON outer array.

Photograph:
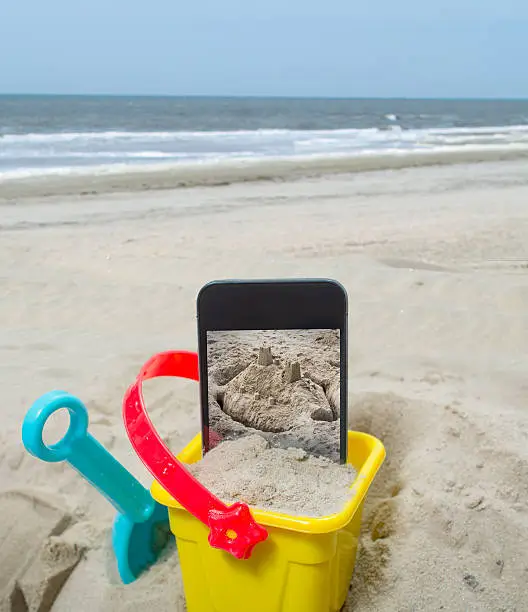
[[21, 391, 89, 463]]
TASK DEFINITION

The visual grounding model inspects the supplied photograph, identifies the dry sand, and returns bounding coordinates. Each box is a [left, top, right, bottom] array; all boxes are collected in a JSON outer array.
[[1, 159, 528, 610], [188, 434, 357, 516]]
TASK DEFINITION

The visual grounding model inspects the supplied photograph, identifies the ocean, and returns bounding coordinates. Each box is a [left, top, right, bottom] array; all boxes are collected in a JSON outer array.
[[1, 95, 528, 181]]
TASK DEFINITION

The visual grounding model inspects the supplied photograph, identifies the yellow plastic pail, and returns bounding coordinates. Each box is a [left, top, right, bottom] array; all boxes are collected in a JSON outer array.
[[151, 430, 385, 612]]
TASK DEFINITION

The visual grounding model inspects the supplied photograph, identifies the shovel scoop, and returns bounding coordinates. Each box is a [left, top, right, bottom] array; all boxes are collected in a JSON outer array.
[[21, 390, 170, 584]]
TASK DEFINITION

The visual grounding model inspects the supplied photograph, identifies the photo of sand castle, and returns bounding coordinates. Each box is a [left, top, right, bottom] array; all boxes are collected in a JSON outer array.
[[205, 329, 342, 461]]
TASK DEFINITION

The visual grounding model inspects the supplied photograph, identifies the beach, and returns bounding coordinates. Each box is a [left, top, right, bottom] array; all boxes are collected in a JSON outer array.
[[1, 158, 528, 610]]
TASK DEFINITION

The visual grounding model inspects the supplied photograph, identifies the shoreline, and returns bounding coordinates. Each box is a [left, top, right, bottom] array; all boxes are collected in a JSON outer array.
[[2, 146, 528, 200]]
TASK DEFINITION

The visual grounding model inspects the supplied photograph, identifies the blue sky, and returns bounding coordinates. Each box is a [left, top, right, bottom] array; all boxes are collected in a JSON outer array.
[[1, 0, 527, 98]]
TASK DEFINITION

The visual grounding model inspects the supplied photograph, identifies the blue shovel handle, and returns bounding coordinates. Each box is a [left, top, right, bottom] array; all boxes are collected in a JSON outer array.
[[22, 391, 155, 524]]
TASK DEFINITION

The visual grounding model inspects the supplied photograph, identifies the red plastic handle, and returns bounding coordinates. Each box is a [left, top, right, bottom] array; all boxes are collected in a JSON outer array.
[[122, 350, 268, 559]]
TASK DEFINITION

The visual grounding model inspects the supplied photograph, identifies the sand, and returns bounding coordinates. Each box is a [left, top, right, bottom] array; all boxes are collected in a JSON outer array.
[[1, 159, 528, 610], [188, 434, 357, 516]]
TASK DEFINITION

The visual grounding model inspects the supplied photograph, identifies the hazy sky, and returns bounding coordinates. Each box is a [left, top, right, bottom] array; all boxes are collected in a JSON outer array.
[[1, 0, 527, 98]]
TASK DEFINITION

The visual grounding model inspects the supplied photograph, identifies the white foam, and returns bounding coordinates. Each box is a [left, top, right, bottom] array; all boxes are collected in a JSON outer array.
[[2, 125, 528, 181], [2, 124, 528, 146]]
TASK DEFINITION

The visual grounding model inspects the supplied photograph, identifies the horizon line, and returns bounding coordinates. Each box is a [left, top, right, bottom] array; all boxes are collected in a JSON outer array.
[[1, 93, 528, 102]]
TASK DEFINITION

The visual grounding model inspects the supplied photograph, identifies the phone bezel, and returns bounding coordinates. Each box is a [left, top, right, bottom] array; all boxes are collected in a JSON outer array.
[[196, 278, 348, 463]]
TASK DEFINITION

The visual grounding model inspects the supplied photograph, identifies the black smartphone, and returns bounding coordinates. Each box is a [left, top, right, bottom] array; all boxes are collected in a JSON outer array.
[[196, 279, 348, 463]]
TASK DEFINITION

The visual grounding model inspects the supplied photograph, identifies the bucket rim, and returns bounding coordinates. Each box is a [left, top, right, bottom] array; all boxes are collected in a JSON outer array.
[[150, 429, 385, 534]]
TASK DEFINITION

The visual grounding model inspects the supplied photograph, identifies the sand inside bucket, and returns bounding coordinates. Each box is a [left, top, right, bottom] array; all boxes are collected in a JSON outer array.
[[188, 434, 357, 517]]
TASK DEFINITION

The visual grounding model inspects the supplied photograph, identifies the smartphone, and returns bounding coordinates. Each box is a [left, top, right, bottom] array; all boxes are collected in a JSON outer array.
[[196, 279, 348, 463]]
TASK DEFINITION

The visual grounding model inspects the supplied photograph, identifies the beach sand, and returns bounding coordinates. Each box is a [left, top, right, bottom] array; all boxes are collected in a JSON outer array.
[[187, 434, 357, 517], [1, 159, 528, 610]]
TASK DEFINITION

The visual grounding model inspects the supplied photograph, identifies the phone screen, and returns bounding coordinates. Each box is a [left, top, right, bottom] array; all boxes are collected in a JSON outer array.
[[205, 328, 341, 460]]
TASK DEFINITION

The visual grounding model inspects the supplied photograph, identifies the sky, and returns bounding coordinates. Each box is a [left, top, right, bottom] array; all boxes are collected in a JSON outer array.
[[1, 0, 527, 98]]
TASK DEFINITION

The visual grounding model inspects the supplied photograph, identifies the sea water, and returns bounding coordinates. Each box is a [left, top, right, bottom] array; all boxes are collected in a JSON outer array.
[[1, 95, 528, 180]]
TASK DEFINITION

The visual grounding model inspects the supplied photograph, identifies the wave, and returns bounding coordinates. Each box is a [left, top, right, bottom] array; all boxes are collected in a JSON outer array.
[[2, 146, 528, 200], [2, 124, 528, 146], [0, 128, 312, 144], [0, 150, 196, 159], [2, 124, 528, 189]]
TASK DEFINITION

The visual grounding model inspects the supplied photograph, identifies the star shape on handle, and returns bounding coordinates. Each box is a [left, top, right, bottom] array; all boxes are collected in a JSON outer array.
[[207, 502, 268, 559]]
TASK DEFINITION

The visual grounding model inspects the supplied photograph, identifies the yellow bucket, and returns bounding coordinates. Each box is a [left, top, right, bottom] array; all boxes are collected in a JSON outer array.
[[151, 430, 385, 612]]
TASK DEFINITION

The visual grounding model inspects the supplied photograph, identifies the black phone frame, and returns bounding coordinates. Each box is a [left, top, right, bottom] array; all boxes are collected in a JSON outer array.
[[196, 278, 348, 463]]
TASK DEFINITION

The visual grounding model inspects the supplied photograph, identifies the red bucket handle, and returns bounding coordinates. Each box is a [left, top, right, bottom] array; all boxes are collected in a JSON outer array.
[[122, 350, 268, 559]]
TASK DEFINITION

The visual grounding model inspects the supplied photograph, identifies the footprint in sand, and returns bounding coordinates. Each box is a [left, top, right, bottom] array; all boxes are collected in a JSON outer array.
[[378, 257, 456, 272], [0, 491, 84, 612]]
